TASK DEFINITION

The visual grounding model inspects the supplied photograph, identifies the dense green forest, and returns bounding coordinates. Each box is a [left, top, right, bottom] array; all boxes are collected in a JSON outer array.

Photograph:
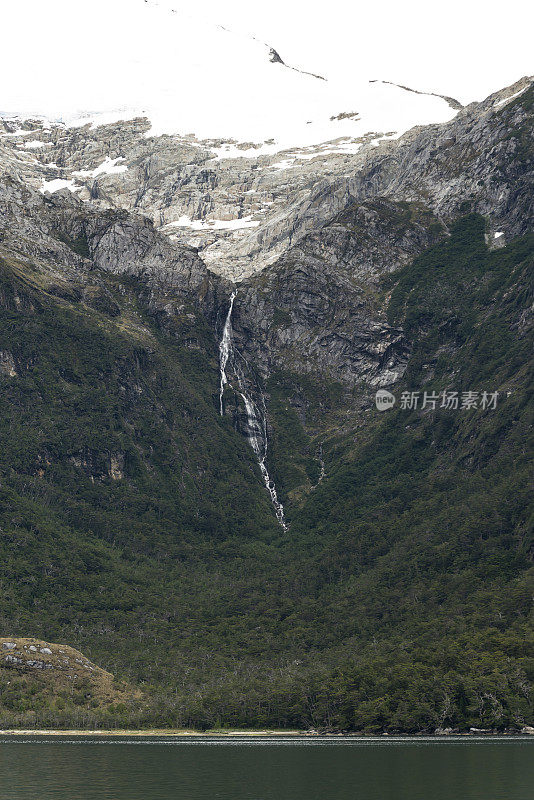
[[0, 215, 532, 732]]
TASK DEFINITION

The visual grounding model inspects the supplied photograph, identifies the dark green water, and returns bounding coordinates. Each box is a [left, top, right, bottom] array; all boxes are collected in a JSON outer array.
[[0, 736, 532, 800]]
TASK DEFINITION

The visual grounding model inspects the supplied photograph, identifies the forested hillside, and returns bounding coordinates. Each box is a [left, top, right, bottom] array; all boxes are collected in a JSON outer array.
[[1, 208, 532, 732]]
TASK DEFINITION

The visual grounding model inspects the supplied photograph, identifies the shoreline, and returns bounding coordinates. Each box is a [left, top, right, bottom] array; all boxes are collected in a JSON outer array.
[[0, 729, 302, 738], [0, 729, 533, 739]]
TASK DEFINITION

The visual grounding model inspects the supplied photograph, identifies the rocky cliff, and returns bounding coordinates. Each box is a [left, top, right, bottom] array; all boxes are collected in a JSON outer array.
[[0, 78, 532, 733], [1, 79, 532, 513], [1, 77, 530, 281]]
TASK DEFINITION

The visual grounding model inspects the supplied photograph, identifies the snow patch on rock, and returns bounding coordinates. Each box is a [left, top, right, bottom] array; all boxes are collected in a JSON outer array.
[[40, 178, 78, 194], [166, 215, 260, 231], [73, 156, 128, 178]]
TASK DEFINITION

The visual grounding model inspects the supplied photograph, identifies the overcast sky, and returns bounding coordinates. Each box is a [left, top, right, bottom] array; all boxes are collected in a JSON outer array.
[[1, 0, 532, 144], [176, 0, 533, 104]]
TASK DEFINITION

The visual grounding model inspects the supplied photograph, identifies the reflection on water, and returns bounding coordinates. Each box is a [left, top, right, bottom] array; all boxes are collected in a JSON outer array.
[[0, 736, 532, 800]]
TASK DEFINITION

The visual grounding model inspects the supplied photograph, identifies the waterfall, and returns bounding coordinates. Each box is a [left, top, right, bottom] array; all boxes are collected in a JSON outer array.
[[219, 290, 236, 415], [218, 292, 288, 530], [239, 392, 288, 530], [313, 445, 326, 488]]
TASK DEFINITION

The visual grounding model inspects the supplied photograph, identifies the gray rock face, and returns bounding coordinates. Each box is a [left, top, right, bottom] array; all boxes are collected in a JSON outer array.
[[84, 213, 207, 292], [3, 653, 53, 670], [0, 350, 17, 377], [0, 77, 532, 522], [2, 77, 530, 283], [0, 168, 211, 302], [233, 198, 444, 389], [0, 77, 532, 404], [234, 78, 533, 281], [0, 638, 104, 675]]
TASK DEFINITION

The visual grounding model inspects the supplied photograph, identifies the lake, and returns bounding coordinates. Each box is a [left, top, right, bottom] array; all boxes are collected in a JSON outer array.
[[0, 735, 532, 800]]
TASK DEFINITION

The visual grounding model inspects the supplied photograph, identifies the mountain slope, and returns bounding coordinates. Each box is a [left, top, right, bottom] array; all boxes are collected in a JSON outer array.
[[0, 211, 531, 733], [0, 83, 532, 732], [1, 76, 527, 284]]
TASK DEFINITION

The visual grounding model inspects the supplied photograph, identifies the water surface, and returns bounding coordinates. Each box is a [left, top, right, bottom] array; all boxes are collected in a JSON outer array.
[[0, 735, 532, 800]]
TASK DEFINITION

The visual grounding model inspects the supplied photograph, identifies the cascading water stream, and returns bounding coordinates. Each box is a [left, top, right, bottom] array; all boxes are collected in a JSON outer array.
[[239, 393, 287, 529], [313, 445, 326, 488], [218, 292, 288, 530], [219, 290, 236, 415]]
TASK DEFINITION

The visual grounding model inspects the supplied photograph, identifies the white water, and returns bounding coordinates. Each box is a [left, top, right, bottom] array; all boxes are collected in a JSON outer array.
[[218, 293, 288, 530], [313, 445, 325, 488], [219, 291, 236, 415], [240, 394, 288, 530]]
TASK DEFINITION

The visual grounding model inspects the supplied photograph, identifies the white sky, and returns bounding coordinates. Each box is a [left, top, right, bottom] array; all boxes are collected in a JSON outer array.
[[183, 0, 534, 103], [1, 0, 532, 147]]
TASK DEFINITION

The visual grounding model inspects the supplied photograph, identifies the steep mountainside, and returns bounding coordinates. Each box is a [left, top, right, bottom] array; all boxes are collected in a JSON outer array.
[[0, 83, 532, 732], [1, 78, 528, 280]]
